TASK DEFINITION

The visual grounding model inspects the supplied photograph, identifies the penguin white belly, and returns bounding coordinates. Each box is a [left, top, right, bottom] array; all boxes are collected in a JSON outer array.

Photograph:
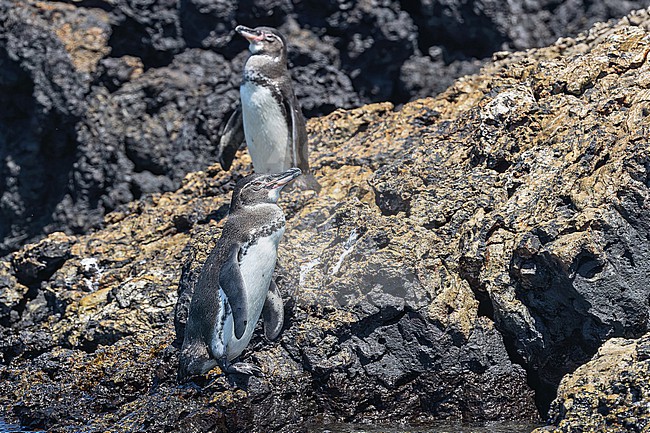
[[240, 81, 292, 173], [225, 228, 284, 360], [210, 287, 234, 360]]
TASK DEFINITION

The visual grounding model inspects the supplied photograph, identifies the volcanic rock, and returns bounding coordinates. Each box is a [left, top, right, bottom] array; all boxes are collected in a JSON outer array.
[[2, 0, 650, 254], [0, 7, 649, 433], [534, 333, 650, 433]]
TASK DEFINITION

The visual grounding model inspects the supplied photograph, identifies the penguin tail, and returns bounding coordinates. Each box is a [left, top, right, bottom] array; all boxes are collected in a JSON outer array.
[[178, 341, 217, 382], [177, 357, 192, 383]]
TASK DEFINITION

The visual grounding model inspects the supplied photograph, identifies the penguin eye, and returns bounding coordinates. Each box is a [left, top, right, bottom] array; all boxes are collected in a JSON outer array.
[[265, 34, 276, 43], [251, 181, 263, 191]]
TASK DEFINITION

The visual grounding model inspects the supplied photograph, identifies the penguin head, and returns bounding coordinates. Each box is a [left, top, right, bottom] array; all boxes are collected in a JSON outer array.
[[236, 25, 287, 61], [230, 168, 301, 211]]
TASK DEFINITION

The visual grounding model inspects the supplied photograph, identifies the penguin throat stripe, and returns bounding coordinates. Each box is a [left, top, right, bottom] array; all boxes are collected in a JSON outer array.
[[240, 219, 285, 257], [243, 72, 282, 103]]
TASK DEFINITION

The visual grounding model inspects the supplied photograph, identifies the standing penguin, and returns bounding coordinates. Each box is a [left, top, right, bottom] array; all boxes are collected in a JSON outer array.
[[218, 25, 321, 192], [178, 168, 301, 379]]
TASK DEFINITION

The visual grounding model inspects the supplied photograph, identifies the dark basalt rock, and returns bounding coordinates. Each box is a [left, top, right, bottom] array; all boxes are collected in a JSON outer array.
[[2, 0, 650, 255], [1, 10, 649, 431], [0, 2, 95, 255]]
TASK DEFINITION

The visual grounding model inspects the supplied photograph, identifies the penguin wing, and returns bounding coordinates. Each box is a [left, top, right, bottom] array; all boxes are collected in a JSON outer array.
[[262, 279, 284, 341], [279, 83, 309, 172], [281, 85, 321, 192], [218, 243, 248, 339], [218, 105, 245, 171]]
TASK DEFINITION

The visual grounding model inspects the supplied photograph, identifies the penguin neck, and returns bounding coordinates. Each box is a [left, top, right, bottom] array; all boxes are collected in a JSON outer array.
[[231, 202, 285, 229], [244, 54, 287, 81], [230, 200, 282, 216], [233, 202, 286, 249], [243, 214, 286, 250]]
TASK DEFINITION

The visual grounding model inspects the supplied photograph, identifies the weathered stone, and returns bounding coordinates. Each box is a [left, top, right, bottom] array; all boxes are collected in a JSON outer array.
[[2, 0, 650, 255], [0, 7, 650, 433], [533, 333, 650, 433], [11, 232, 76, 287], [0, 262, 28, 328]]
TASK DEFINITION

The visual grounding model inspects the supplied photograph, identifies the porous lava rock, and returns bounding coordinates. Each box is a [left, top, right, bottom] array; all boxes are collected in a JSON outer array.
[[1, 7, 650, 433], [1, 0, 650, 254]]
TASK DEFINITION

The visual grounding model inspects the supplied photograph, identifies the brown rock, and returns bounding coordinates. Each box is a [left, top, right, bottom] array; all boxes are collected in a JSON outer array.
[[533, 333, 650, 433], [1, 7, 650, 433]]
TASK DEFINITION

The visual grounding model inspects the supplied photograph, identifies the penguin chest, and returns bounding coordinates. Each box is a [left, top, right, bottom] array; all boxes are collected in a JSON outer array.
[[225, 227, 285, 360], [240, 81, 291, 172]]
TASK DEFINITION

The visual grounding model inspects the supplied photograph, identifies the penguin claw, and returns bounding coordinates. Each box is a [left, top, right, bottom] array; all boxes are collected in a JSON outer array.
[[225, 362, 262, 376], [290, 174, 321, 193]]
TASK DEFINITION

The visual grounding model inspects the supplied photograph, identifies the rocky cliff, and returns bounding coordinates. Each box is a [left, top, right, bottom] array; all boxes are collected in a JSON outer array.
[[2, 0, 650, 255], [1, 6, 650, 433], [534, 333, 650, 433]]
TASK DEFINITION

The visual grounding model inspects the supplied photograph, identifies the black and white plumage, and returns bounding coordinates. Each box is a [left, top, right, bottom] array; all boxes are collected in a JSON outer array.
[[218, 25, 321, 192], [178, 168, 301, 380]]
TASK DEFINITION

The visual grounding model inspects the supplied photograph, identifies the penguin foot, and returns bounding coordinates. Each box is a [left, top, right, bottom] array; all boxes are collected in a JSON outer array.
[[225, 362, 262, 376], [290, 174, 321, 193]]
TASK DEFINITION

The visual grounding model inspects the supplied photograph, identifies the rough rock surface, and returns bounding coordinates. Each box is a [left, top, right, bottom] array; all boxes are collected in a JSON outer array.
[[1, 7, 650, 433], [534, 333, 650, 433], [2, 0, 650, 255]]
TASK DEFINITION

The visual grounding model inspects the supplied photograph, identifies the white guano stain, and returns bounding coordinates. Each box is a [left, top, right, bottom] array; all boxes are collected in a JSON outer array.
[[330, 229, 359, 276], [299, 258, 321, 287]]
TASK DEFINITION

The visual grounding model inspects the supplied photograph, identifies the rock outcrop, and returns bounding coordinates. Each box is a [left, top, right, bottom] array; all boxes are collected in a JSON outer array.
[[533, 333, 650, 433], [1, 0, 650, 255], [1, 7, 650, 433]]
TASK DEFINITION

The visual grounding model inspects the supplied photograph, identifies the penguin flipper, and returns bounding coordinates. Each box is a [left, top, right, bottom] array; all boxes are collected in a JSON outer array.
[[218, 105, 245, 171], [282, 93, 309, 172], [282, 94, 321, 192], [262, 280, 284, 341], [219, 243, 249, 339]]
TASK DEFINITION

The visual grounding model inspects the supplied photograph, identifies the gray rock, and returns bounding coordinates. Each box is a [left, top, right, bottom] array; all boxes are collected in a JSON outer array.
[[2, 0, 650, 255]]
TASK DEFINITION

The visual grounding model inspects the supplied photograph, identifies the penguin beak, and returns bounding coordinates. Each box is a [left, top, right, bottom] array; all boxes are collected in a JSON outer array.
[[268, 168, 302, 189], [236, 25, 264, 43]]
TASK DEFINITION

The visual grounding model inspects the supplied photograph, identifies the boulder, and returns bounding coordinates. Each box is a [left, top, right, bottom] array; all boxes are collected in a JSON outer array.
[[2, 0, 650, 255], [533, 333, 650, 433], [0, 6, 649, 433]]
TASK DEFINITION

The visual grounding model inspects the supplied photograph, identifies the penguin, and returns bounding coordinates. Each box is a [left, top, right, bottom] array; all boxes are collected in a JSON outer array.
[[178, 168, 301, 379], [218, 25, 321, 192]]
